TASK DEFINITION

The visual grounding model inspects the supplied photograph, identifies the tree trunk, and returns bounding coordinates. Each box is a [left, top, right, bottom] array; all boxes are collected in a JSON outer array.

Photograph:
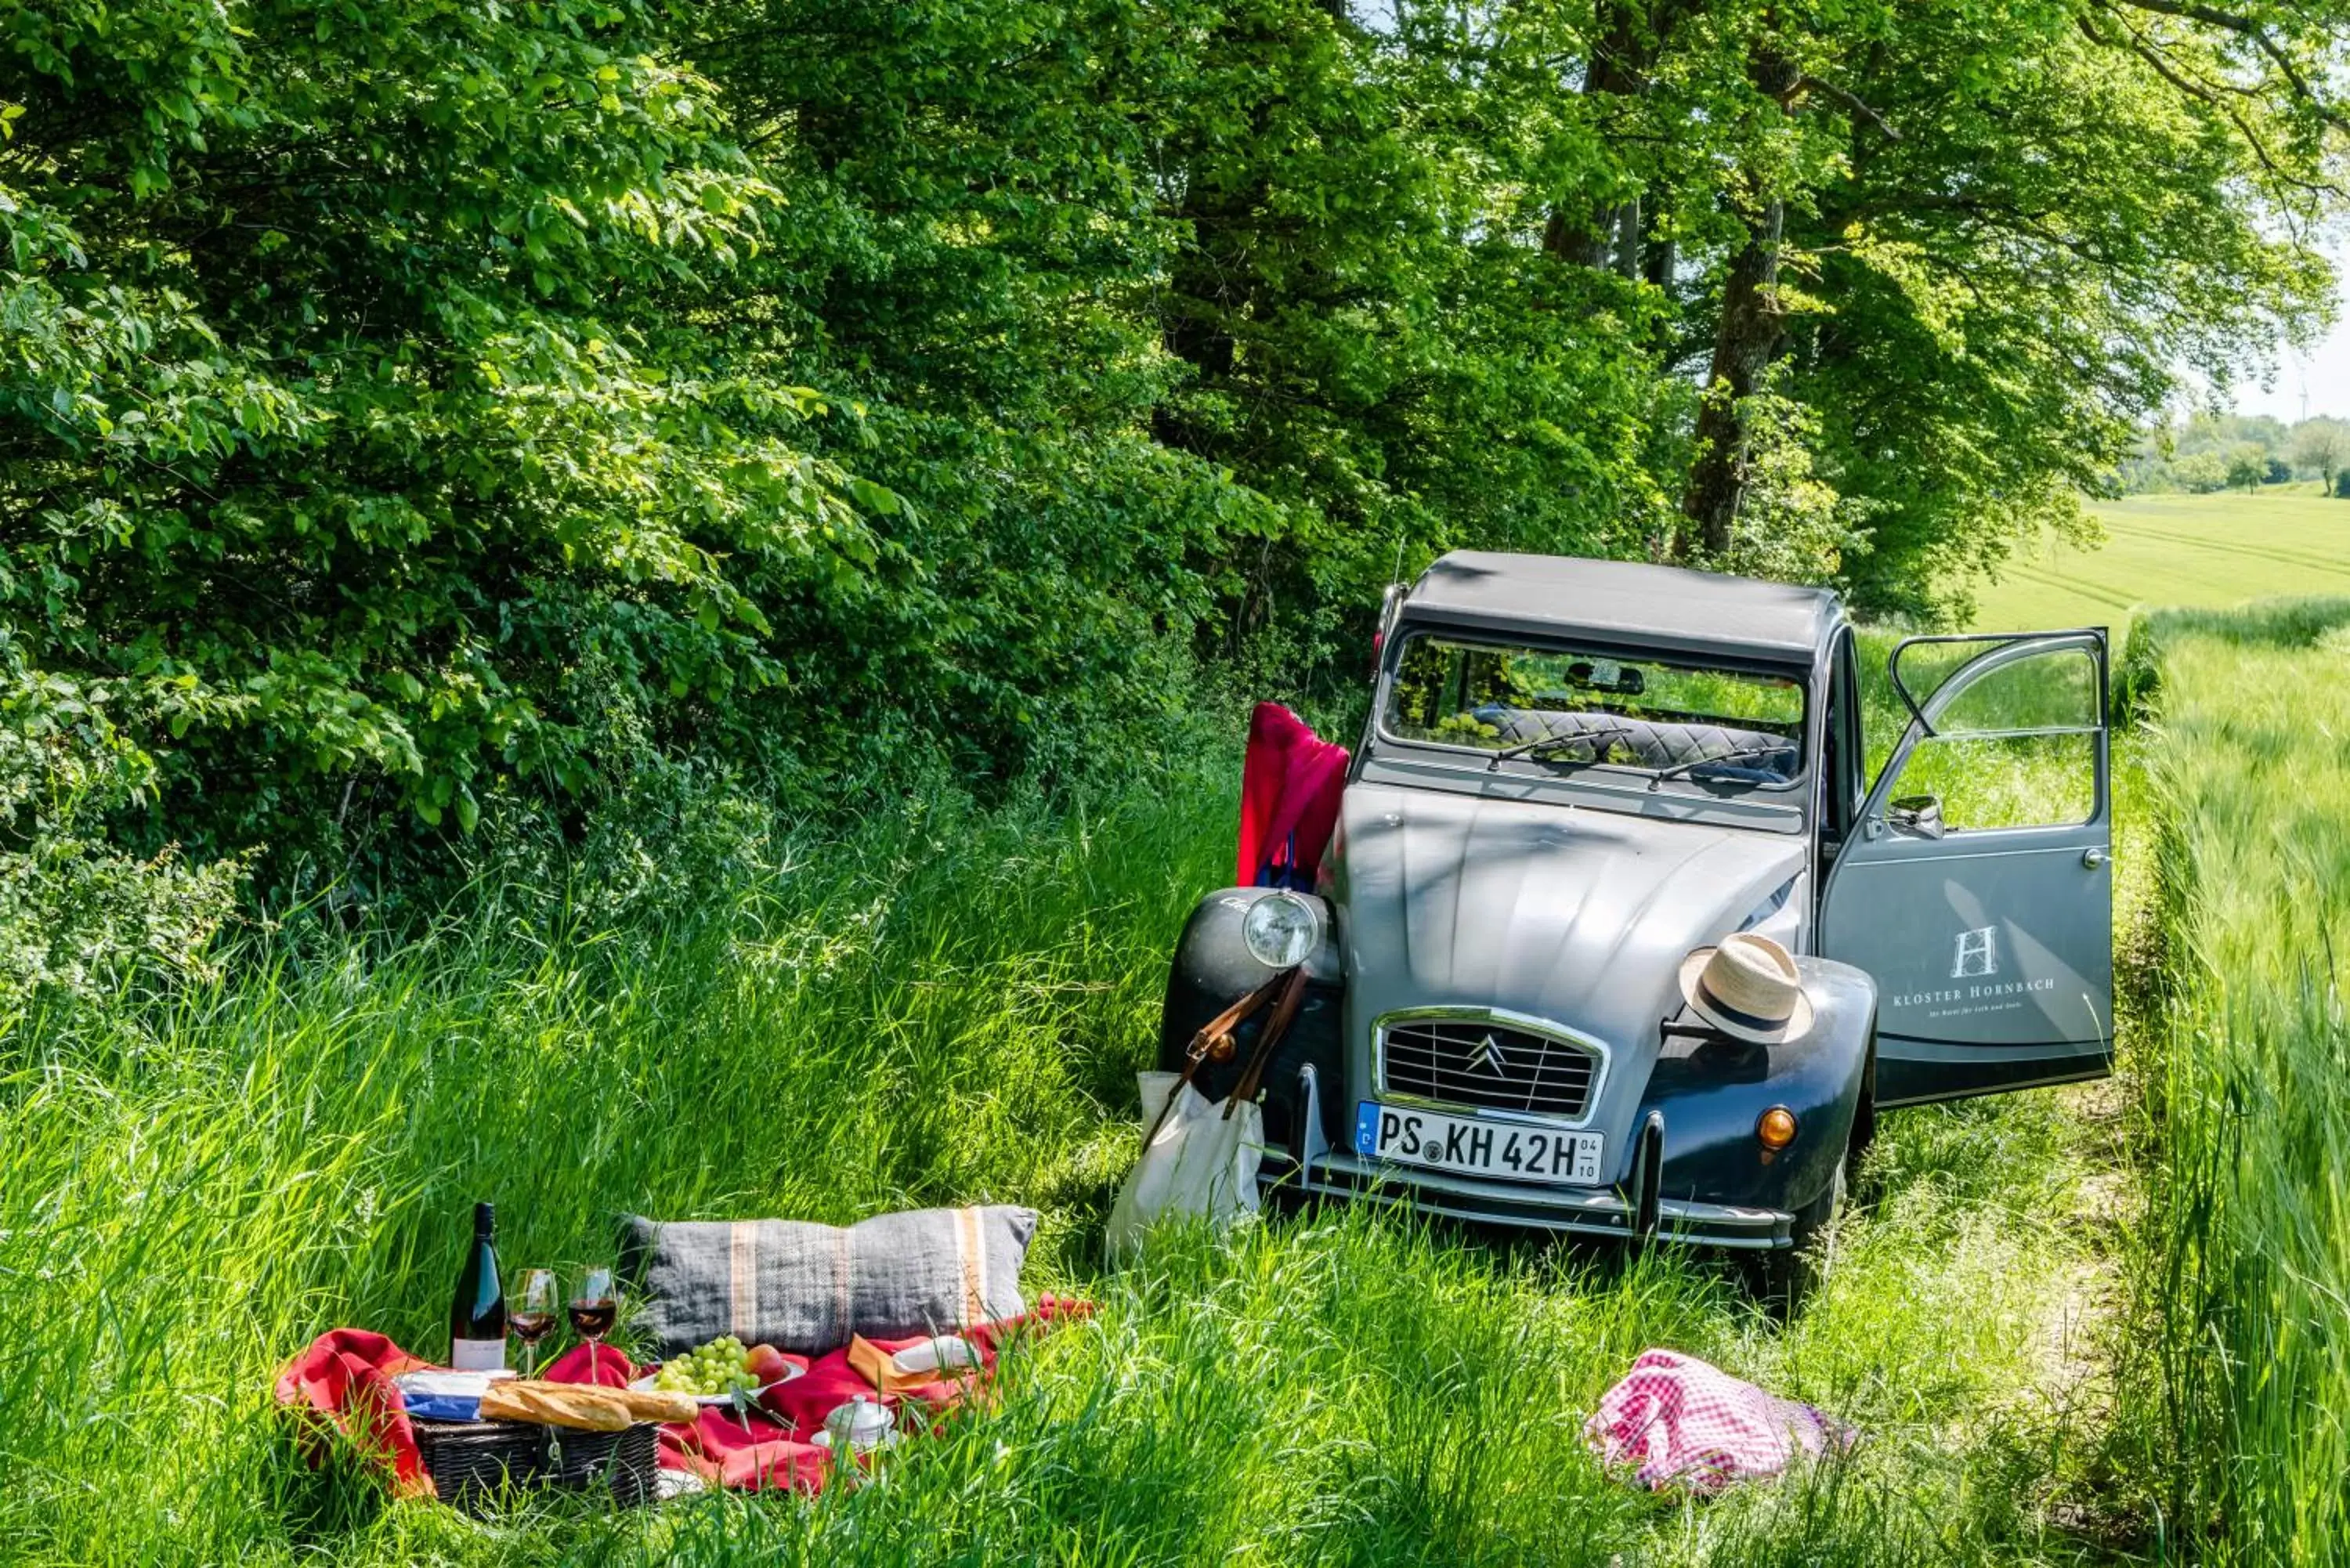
[[1641, 220, 1676, 293], [1676, 52, 1799, 561], [1544, 1, 1672, 276]]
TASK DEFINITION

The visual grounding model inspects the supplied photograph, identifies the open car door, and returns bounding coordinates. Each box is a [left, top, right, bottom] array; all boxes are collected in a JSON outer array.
[[1819, 630, 2113, 1106]]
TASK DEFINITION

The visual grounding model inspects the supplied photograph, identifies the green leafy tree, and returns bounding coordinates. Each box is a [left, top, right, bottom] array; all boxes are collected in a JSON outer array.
[[0, 643, 244, 1010], [2, 0, 882, 855], [1142, 1, 1674, 640], [1786, 4, 2332, 612], [2293, 417, 2350, 492], [670, 0, 1273, 785], [1514, 0, 2344, 613], [2174, 450, 2233, 493], [2228, 443, 2274, 490]]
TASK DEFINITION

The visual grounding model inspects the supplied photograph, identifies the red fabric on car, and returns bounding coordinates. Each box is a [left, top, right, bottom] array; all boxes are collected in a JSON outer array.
[[1236, 702, 1350, 888], [1584, 1348, 1857, 1493]]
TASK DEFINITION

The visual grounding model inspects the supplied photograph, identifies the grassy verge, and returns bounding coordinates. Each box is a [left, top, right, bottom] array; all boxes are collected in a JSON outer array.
[[0, 714, 2141, 1566], [2119, 598, 2350, 1562]]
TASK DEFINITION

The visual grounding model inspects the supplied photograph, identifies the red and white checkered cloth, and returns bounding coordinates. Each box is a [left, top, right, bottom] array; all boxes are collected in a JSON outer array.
[[1584, 1349, 1857, 1493]]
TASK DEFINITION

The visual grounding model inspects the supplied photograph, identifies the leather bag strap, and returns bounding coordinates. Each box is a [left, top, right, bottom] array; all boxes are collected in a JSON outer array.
[[1184, 968, 1292, 1071], [1138, 966, 1300, 1149], [1223, 965, 1310, 1121]]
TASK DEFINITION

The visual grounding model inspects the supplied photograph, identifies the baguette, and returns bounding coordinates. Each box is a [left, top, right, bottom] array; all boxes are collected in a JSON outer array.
[[477, 1378, 700, 1431]]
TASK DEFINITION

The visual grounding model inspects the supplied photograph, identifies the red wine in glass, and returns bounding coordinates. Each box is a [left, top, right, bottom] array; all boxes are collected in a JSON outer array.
[[570, 1266, 619, 1381], [512, 1269, 559, 1375], [567, 1300, 616, 1338]]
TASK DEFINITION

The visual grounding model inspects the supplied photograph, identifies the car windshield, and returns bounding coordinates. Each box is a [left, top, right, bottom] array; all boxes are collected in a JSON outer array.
[[1382, 631, 1806, 784]]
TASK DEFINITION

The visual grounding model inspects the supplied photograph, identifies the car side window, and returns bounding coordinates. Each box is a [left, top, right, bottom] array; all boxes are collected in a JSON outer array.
[[1885, 638, 2102, 832]]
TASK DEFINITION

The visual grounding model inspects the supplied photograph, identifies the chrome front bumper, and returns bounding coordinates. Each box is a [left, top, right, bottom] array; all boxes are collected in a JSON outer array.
[[1266, 1064, 1795, 1251]]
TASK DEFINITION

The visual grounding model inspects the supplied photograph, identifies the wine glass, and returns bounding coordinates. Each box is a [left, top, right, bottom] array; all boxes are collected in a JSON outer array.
[[511, 1269, 559, 1376], [569, 1266, 619, 1383]]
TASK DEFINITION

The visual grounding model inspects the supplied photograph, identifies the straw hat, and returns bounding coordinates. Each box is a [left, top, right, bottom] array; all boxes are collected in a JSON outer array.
[[1676, 933, 1813, 1044]]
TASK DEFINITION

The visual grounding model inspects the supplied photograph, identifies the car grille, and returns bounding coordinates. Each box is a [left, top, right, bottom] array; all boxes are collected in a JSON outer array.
[[1379, 1017, 1600, 1120]]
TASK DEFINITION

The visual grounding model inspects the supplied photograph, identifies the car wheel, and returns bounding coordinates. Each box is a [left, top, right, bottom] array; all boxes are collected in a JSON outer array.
[[1754, 1150, 1846, 1316]]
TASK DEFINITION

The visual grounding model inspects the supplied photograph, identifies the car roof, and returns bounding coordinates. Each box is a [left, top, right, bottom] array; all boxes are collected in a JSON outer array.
[[1401, 551, 1842, 661]]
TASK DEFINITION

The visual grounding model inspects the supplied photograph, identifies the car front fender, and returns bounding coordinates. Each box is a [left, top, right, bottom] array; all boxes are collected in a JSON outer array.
[[1158, 887, 1345, 1148], [1636, 956, 1875, 1217]]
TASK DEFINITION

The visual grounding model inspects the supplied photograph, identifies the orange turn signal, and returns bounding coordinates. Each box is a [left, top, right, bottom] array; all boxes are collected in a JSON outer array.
[[1755, 1106, 1799, 1151]]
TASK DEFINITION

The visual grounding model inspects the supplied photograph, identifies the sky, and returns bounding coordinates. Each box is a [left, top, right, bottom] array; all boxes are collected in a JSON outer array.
[[2222, 237, 2350, 424], [2239, 314, 2350, 424]]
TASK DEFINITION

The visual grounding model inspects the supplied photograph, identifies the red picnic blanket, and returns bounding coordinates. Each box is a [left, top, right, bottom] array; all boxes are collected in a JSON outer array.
[[277, 1295, 1093, 1501]]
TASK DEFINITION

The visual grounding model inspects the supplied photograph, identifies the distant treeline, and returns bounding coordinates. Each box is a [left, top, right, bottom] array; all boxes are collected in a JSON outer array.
[[2120, 414, 2350, 497], [2, 1, 2348, 954]]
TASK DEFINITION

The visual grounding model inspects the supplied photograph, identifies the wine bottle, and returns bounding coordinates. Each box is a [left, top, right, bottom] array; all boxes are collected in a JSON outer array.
[[447, 1201, 508, 1371]]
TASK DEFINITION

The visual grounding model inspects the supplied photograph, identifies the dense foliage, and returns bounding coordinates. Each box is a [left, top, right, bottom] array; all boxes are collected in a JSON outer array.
[[2, 0, 2345, 916]]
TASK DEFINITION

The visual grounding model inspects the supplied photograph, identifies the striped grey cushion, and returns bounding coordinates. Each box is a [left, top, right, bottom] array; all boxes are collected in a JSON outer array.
[[621, 1206, 1036, 1358]]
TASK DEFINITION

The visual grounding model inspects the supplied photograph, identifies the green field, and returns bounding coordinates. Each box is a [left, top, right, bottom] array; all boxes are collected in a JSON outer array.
[[0, 710, 2141, 1565], [1968, 489, 2350, 631], [8, 529, 2348, 1563]]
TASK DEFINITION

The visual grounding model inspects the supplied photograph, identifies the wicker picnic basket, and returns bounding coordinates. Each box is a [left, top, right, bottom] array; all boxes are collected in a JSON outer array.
[[545, 1421, 660, 1507], [413, 1417, 658, 1513], [413, 1418, 546, 1513]]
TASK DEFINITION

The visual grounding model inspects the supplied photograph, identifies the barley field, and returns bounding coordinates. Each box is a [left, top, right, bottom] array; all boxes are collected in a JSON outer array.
[[2118, 598, 2350, 1563]]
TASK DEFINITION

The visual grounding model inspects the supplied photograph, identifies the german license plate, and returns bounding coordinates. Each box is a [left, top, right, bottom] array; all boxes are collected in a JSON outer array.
[[1354, 1100, 1604, 1186]]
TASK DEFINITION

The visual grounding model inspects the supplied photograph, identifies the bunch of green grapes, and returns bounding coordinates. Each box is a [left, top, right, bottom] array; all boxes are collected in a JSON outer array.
[[650, 1335, 757, 1396]]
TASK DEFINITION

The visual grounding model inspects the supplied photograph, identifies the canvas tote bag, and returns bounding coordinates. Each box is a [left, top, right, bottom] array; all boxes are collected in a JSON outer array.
[[1106, 966, 1307, 1258]]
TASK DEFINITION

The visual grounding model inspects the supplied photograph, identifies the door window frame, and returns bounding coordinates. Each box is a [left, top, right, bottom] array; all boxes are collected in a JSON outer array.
[[1864, 630, 2110, 839], [1816, 626, 1863, 867]]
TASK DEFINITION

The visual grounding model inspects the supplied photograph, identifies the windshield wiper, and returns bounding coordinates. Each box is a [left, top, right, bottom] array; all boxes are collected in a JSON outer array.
[[1488, 724, 1639, 771], [1646, 742, 1791, 787]]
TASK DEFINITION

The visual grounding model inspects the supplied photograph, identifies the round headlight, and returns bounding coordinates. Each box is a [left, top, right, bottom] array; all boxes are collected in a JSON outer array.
[[1242, 891, 1321, 969]]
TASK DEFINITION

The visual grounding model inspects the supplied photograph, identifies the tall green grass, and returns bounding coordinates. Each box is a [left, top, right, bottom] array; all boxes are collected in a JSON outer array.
[[2123, 598, 2350, 1563], [0, 698, 2128, 1564]]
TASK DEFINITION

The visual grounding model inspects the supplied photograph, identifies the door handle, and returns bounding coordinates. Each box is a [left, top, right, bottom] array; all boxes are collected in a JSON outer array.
[[2082, 847, 2110, 869]]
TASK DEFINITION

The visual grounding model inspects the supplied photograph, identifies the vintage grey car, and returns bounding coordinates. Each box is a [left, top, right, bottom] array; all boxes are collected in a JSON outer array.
[[1159, 551, 2113, 1288]]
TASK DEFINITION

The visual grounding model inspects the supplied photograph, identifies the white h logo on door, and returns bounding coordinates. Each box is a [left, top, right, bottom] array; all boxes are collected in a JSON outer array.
[[1951, 926, 1999, 979]]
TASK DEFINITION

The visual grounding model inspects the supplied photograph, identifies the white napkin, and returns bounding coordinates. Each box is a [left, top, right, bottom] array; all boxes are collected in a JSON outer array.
[[394, 1368, 515, 1399], [891, 1335, 981, 1375]]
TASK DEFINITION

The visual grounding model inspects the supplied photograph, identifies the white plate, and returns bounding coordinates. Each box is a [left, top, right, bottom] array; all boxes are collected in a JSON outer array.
[[631, 1368, 800, 1407], [1354, 1100, 1604, 1186]]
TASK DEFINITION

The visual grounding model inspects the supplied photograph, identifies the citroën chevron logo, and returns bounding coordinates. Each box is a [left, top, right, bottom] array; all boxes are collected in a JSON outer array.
[[1466, 1032, 1511, 1075]]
